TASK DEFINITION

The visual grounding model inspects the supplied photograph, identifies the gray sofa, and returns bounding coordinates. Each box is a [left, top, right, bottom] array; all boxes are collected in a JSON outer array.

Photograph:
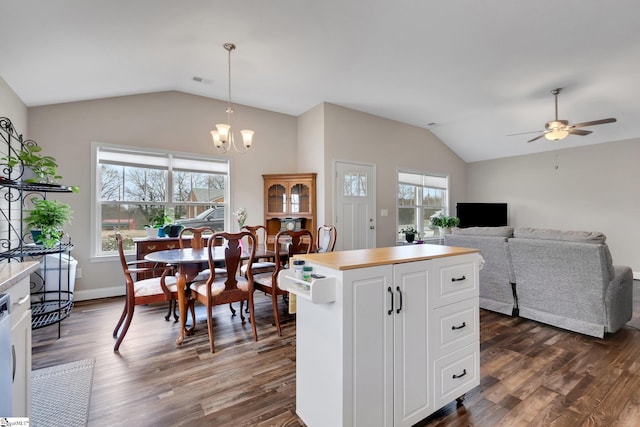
[[509, 227, 633, 338], [444, 226, 516, 316], [444, 226, 633, 338]]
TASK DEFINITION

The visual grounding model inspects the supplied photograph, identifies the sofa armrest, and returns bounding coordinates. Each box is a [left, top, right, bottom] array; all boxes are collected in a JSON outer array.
[[604, 265, 634, 333]]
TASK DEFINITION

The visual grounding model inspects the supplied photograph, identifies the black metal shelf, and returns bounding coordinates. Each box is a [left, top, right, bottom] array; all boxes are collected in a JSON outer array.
[[0, 243, 74, 259], [1, 116, 76, 338], [0, 177, 74, 193], [31, 297, 74, 329]]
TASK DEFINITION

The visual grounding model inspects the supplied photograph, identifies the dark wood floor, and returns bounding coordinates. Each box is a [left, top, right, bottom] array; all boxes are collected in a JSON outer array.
[[33, 281, 640, 427]]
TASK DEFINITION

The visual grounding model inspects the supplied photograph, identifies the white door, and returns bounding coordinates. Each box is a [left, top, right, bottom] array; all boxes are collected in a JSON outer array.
[[335, 161, 376, 251]]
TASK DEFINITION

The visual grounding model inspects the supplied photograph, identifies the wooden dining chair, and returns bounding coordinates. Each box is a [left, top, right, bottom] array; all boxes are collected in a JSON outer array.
[[190, 231, 258, 353], [316, 224, 337, 252], [113, 232, 182, 351], [240, 225, 276, 276], [253, 229, 313, 336]]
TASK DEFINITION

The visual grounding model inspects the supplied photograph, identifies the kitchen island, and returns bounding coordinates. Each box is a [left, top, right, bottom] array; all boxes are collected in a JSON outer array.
[[279, 244, 480, 427]]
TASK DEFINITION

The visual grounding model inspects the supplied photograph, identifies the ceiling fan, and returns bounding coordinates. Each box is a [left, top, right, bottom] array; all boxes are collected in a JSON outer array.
[[511, 88, 617, 143]]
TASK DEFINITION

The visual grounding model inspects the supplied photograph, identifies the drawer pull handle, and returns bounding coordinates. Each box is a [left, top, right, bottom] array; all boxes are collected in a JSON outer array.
[[16, 294, 30, 306], [452, 369, 467, 379], [387, 287, 393, 315], [167, 244, 176, 249], [451, 322, 466, 330], [396, 286, 403, 314], [148, 245, 157, 251], [451, 275, 466, 282]]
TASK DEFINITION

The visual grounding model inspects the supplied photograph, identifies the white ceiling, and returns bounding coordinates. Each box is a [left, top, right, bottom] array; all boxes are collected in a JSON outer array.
[[1, 0, 639, 162]]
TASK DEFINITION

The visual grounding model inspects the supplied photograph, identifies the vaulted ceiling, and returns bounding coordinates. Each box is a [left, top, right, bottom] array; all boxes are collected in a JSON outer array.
[[1, 0, 639, 162]]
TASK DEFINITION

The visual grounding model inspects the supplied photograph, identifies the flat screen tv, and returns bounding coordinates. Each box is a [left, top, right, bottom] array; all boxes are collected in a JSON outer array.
[[456, 203, 508, 228]]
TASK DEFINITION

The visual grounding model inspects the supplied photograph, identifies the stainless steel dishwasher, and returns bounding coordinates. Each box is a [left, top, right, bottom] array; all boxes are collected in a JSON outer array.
[[0, 293, 12, 417]]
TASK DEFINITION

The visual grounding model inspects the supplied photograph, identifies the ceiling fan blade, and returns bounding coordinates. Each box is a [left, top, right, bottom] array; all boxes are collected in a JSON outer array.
[[568, 129, 592, 136], [571, 118, 617, 128], [507, 130, 544, 136], [527, 133, 546, 143]]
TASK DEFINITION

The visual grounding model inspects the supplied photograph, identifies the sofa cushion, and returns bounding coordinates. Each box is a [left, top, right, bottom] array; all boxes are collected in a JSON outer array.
[[514, 227, 606, 244], [452, 226, 514, 238]]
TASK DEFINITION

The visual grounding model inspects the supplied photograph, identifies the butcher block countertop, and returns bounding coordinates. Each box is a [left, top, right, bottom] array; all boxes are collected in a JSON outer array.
[[0, 261, 39, 293], [293, 244, 479, 271]]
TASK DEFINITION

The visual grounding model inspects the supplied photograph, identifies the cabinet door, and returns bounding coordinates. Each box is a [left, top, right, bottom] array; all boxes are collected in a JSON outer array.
[[393, 260, 433, 427], [289, 181, 312, 214], [12, 308, 31, 417], [350, 266, 394, 427], [266, 182, 287, 215]]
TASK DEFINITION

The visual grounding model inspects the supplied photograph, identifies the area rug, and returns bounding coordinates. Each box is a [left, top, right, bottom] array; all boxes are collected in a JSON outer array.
[[31, 358, 95, 427]]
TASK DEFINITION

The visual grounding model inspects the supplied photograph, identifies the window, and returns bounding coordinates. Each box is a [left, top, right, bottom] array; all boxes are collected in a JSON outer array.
[[93, 144, 229, 257], [397, 171, 449, 240]]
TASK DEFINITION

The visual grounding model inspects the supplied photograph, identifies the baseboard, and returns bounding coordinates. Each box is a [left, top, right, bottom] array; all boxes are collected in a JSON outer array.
[[634, 271, 640, 281], [74, 286, 124, 302]]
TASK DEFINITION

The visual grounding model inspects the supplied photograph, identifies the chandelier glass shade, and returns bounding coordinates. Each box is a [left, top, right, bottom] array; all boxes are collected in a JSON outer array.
[[211, 43, 254, 154]]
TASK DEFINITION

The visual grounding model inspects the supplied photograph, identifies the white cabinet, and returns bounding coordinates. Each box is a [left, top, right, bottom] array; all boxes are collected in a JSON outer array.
[[283, 248, 480, 427], [7, 275, 32, 417]]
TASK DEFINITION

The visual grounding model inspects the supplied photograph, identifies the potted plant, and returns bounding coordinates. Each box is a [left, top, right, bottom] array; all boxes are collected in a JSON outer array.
[[430, 215, 460, 235], [146, 211, 173, 238], [401, 225, 418, 243], [24, 198, 73, 248]]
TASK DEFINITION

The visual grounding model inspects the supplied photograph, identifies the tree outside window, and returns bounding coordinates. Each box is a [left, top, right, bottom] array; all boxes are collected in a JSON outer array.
[[95, 145, 229, 255]]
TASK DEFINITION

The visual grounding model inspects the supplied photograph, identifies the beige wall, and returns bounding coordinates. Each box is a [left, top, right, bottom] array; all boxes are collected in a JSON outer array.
[[27, 91, 297, 299], [297, 104, 325, 225], [24, 93, 466, 299], [0, 77, 27, 248], [322, 103, 468, 248], [0, 76, 27, 133], [467, 138, 640, 275]]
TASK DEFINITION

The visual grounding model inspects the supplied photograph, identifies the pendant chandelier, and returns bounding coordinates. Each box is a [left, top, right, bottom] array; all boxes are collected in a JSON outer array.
[[210, 43, 254, 154]]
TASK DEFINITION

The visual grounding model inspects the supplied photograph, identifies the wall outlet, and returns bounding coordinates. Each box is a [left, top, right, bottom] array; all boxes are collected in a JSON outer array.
[[76, 267, 82, 279]]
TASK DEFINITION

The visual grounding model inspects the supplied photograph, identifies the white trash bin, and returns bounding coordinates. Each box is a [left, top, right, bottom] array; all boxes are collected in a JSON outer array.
[[39, 253, 78, 300]]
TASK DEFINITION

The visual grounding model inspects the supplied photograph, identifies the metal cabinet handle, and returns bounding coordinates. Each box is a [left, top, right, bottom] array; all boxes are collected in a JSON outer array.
[[452, 369, 467, 379], [451, 275, 466, 282], [451, 322, 467, 330], [16, 294, 30, 306], [12, 344, 16, 381], [396, 286, 403, 314], [387, 287, 393, 315]]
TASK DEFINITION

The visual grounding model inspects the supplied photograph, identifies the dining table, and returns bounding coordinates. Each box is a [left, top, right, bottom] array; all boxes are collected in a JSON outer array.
[[144, 246, 279, 345]]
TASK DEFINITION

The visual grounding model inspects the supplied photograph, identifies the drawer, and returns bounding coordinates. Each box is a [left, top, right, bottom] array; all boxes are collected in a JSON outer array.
[[432, 298, 479, 357], [138, 239, 181, 256], [7, 277, 31, 330], [430, 255, 478, 308], [433, 343, 479, 408]]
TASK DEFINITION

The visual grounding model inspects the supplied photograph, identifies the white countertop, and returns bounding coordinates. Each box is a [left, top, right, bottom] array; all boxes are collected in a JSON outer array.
[[0, 261, 39, 293]]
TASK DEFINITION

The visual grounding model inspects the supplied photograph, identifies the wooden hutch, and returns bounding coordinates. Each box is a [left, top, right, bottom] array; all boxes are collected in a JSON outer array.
[[263, 173, 316, 250]]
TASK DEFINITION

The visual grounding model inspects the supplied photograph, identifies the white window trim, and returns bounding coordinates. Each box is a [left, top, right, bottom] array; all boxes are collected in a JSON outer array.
[[396, 168, 450, 243], [90, 141, 232, 261]]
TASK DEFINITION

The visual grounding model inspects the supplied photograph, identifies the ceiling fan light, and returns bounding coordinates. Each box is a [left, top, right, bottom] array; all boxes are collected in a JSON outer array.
[[544, 128, 569, 141]]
